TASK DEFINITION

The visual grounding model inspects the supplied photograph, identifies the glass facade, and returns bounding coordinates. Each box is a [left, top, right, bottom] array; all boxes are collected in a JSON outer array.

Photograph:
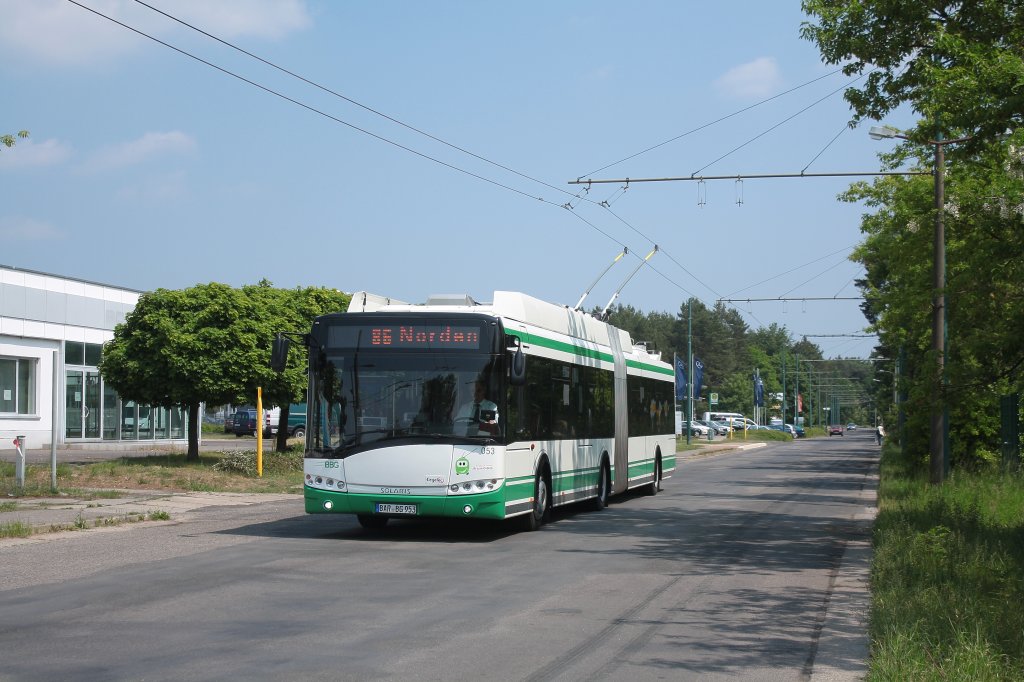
[[0, 357, 37, 415], [64, 341, 187, 441]]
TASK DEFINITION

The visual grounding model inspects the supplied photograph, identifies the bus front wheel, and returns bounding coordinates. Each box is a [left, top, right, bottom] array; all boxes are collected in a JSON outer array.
[[521, 469, 551, 531], [647, 456, 662, 496]]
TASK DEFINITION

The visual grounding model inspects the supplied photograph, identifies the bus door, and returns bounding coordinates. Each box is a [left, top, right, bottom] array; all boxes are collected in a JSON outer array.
[[506, 323, 535, 466], [606, 329, 629, 494]]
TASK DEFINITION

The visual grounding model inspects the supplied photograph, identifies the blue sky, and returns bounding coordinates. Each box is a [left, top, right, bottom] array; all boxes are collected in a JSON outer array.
[[1, 1, 918, 359]]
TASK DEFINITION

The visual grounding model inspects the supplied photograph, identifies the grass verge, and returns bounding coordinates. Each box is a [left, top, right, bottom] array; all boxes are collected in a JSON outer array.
[[0, 446, 304, 498], [870, 444, 1024, 680]]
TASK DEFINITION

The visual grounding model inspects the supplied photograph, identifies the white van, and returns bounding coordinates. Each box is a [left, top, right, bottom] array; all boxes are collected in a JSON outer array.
[[704, 412, 756, 430]]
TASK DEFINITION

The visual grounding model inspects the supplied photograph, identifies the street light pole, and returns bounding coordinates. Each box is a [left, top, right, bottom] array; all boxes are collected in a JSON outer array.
[[932, 132, 949, 484], [869, 125, 970, 484]]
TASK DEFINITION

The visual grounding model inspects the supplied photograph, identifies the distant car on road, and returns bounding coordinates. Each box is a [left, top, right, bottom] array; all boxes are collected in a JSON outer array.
[[846, 423, 857, 431], [828, 424, 844, 436]]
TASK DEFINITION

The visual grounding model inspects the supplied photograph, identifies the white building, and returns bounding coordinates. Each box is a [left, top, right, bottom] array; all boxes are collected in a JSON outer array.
[[1, 264, 187, 449]]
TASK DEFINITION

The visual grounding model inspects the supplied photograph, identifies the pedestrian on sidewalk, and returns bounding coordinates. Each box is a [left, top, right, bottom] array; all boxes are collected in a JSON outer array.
[[876, 423, 885, 445]]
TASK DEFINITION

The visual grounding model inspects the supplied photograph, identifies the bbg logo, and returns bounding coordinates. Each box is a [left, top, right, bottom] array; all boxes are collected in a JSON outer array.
[[455, 456, 470, 475]]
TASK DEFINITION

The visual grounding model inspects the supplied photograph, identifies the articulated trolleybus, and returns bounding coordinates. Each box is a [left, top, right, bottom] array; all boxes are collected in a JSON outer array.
[[283, 291, 675, 531]]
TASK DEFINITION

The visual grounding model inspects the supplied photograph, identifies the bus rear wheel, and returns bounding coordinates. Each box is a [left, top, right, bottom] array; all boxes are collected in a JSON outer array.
[[521, 469, 551, 531]]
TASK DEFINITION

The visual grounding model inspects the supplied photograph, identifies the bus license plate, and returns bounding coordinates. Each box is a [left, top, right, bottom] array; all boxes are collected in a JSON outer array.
[[375, 503, 417, 515]]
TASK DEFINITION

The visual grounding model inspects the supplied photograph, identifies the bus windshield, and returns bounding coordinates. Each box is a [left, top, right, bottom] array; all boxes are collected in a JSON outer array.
[[309, 350, 504, 456]]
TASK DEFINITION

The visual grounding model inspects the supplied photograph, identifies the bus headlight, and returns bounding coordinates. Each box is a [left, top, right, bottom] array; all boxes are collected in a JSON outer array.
[[447, 478, 503, 495]]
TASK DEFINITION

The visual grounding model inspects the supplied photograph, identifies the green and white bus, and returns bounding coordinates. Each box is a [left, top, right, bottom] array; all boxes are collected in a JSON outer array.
[[283, 291, 675, 531]]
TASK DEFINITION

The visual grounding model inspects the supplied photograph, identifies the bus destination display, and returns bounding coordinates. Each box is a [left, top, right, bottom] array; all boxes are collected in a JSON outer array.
[[329, 323, 483, 349]]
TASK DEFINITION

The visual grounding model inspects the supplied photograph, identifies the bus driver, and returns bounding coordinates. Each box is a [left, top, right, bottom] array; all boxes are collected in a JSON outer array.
[[455, 379, 499, 436]]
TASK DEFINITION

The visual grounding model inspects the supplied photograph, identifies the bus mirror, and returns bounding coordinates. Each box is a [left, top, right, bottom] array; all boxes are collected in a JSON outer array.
[[508, 337, 526, 386], [270, 334, 291, 373]]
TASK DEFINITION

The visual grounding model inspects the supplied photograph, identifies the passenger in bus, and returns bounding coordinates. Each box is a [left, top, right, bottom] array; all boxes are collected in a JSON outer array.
[[455, 379, 499, 435]]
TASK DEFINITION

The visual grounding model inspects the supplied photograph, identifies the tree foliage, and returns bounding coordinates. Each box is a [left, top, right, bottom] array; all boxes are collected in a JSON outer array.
[[803, 0, 1024, 469], [801, 1, 1024, 148], [844, 133, 1024, 467], [1, 130, 29, 149], [100, 282, 350, 459], [100, 283, 265, 460], [602, 299, 870, 425]]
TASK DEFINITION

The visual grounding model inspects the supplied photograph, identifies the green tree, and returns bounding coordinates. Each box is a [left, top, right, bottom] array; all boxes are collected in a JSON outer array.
[[246, 283, 350, 451], [801, 1, 1024, 147], [100, 283, 269, 460], [1, 130, 29, 149], [844, 134, 1024, 466]]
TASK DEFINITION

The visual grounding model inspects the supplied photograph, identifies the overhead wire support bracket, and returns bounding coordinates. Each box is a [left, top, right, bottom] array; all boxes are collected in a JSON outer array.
[[716, 296, 864, 302], [568, 170, 932, 185], [600, 246, 659, 320]]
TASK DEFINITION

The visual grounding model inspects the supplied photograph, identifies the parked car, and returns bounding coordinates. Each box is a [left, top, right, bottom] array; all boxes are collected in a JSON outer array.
[[224, 411, 236, 434], [709, 420, 734, 433], [793, 424, 805, 438], [828, 424, 844, 436], [698, 420, 730, 436], [232, 408, 259, 437], [682, 421, 709, 437], [768, 424, 796, 437]]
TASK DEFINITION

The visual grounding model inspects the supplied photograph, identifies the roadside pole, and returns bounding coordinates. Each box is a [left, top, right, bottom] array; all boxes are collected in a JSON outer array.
[[256, 387, 263, 478], [51, 349, 59, 491], [14, 436, 25, 490]]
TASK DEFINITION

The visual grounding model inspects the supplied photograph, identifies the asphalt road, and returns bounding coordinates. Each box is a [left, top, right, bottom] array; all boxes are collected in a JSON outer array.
[[0, 433, 877, 681]]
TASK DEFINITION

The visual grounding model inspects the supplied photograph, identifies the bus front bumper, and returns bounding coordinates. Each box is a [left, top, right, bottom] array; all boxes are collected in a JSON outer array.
[[304, 485, 509, 520]]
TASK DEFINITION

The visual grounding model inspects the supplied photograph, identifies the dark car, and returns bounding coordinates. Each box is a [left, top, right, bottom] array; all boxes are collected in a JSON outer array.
[[828, 424, 844, 436], [232, 408, 259, 437]]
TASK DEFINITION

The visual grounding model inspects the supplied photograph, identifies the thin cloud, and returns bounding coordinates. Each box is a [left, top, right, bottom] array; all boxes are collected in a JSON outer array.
[[0, 139, 73, 170], [0, 217, 64, 241], [171, 0, 312, 40], [0, 0, 142, 66], [115, 170, 188, 202], [0, 0, 311, 67], [83, 131, 196, 172], [714, 57, 784, 99]]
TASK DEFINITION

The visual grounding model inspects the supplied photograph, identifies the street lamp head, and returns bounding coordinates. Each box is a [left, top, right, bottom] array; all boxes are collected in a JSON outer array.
[[869, 125, 901, 140]]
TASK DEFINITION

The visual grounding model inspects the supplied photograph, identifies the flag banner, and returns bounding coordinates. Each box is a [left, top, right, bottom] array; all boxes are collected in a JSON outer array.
[[692, 358, 704, 400], [675, 356, 687, 402], [754, 375, 764, 407], [798, 392, 803, 413]]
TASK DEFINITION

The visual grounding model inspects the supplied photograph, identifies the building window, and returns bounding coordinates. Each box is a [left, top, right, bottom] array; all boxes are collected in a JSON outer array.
[[65, 341, 102, 367], [0, 357, 37, 415]]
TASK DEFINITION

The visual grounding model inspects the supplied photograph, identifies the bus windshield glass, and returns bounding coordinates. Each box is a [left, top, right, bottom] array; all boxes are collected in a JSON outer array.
[[309, 317, 504, 456]]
